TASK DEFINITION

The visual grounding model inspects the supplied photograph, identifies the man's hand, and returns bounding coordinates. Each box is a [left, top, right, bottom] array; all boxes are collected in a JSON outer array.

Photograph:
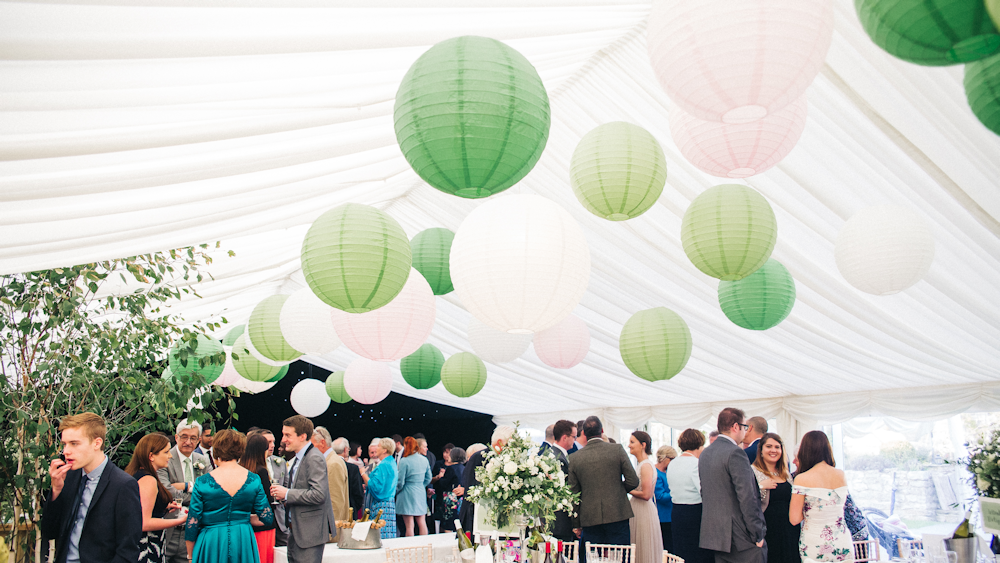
[[573, 528, 582, 538], [756, 540, 764, 548], [49, 459, 70, 500], [270, 484, 288, 501]]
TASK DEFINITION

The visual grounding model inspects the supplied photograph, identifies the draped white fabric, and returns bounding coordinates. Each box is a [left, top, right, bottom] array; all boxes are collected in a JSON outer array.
[[2, 0, 999, 433]]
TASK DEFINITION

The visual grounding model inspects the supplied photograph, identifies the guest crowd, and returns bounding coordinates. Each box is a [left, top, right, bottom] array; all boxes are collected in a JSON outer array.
[[41, 408, 868, 563]]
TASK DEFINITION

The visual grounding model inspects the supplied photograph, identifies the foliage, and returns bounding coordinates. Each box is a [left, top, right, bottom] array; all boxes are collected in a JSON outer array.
[[962, 425, 1000, 499], [0, 245, 233, 561], [844, 441, 931, 471], [467, 427, 578, 532]]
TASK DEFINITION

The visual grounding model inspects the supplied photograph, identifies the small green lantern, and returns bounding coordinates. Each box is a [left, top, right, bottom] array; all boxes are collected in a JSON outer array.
[[265, 365, 290, 383], [411, 228, 455, 295], [222, 324, 245, 347], [619, 307, 693, 382], [440, 352, 487, 397], [718, 259, 796, 330], [400, 343, 445, 389], [965, 53, 1000, 135], [325, 371, 352, 404], [301, 203, 412, 313], [248, 295, 302, 363], [168, 333, 224, 384], [231, 334, 282, 382]]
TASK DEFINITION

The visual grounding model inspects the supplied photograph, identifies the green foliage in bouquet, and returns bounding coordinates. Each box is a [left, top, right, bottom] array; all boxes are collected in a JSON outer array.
[[964, 425, 1000, 499]]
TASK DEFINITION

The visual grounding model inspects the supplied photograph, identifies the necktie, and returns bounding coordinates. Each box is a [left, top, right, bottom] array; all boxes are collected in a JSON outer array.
[[68, 475, 90, 531], [184, 459, 194, 483], [286, 457, 298, 488]]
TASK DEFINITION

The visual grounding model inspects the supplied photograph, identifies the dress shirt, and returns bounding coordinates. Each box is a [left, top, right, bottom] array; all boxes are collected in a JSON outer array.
[[323, 449, 333, 459], [176, 451, 194, 483], [66, 456, 108, 563], [290, 444, 309, 486], [720, 434, 738, 446], [665, 455, 701, 505], [553, 443, 568, 457]]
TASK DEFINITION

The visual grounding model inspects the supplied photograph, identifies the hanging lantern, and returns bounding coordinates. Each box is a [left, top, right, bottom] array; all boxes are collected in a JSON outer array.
[[451, 194, 591, 334], [278, 288, 341, 355], [533, 314, 591, 369], [248, 295, 302, 363], [332, 268, 436, 361], [244, 329, 288, 367], [394, 36, 550, 199], [718, 259, 796, 330], [265, 365, 289, 383], [325, 371, 352, 404], [411, 228, 456, 295], [569, 122, 667, 221], [681, 184, 778, 281], [231, 376, 277, 395], [168, 333, 224, 385], [161, 366, 174, 380], [290, 379, 331, 418], [231, 334, 282, 382], [835, 205, 935, 295], [856, 0, 1000, 66], [222, 324, 245, 346], [343, 358, 393, 405], [301, 203, 412, 313], [467, 317, 532, 364], [213, 347, 242, 387], [669, 96, 808, 178], [619, 307, 693, 382], [965, 53, 1000, 135], [648, 0, 833, 123], [400, 344, 445, 389], [441, 352, 487, 398]]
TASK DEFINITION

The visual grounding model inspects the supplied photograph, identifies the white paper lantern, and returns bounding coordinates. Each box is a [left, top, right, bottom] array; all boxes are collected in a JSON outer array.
[[279, 288, 342, 355], [332, 269, 436, 361], [230, 376, 277, 394], [451, 194, 591, 334], [343, 358, 393, 405], [290, 378, 331, 418], [835, 205, 935, 296], [245, 328, 291, 367], [467, 317, 532, 364], [533, 314, 591, 369], [213, 346, 242, 387], [648, 0, 833, 123]]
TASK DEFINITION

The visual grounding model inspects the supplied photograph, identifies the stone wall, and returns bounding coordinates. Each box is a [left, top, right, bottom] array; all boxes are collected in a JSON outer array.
[[845, 466, 964, 522]]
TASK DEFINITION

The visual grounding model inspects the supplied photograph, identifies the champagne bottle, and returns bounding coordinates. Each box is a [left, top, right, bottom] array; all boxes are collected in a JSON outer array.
[[543, 541, 554, 563], [476, 534, 494, 563], [373, 509, 384, 526], [952, 510, 973, 539], [348, 507, 354, 525], [556, 541, 567, 563], [455, 520, 476, 561], [361, 508, 370, 522]]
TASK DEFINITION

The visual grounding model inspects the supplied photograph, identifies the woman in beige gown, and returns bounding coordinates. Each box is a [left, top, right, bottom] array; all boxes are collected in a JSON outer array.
[[629, 431, 663, 563]]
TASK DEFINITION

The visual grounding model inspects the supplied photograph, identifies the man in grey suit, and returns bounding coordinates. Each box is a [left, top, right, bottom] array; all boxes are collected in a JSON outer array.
[[157, 419, 211, 563], [699, 407, 767, 563], [567, 416, 639, 562], [270, 415, 336, 563]]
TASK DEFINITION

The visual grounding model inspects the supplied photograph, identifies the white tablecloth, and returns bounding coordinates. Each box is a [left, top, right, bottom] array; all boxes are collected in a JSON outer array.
[[275, 532, 458, 563]]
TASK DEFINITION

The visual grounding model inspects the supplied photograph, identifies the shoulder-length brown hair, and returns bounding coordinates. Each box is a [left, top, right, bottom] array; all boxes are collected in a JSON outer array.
[[239, 434, 269, 473], [125, 433, 173, 503], [796, 430, 835, 474], [752, 432, 791, 481]]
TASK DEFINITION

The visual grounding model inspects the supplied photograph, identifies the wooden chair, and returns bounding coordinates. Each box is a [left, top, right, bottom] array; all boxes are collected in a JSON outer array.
[[663, 552, 685, 563], [585, 542, 635, 563], [386, 544, 433, 563], [561, 540, 579, 563], [854, 539, 880, 562], [898, 539, 924, 561]]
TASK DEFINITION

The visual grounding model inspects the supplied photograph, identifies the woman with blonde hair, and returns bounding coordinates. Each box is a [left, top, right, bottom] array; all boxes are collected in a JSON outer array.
[[362, 437, 398, 538], [125, 433, 186, 563], [654, 445, 677, 553]]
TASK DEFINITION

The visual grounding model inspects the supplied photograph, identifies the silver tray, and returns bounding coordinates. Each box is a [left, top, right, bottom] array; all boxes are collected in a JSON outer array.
[[336, 524, 383, 550]]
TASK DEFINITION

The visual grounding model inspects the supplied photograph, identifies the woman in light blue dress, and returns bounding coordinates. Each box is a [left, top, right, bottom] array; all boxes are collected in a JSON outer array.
[[396, 437, 432, 536], [362, 437, 398, 539]]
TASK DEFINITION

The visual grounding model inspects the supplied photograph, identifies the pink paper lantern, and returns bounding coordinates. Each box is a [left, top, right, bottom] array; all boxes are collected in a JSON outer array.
[[343, 358, 393, 404], [533, 314, 591, 369], [648, 0, 833, 123], [669, 96, 808, 178], [332, 269, 436, 361]]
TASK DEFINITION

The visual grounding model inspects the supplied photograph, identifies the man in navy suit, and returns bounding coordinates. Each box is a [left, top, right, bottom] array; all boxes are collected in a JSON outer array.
[[742, 417, 768, 464], [41, 412, 142, 563]]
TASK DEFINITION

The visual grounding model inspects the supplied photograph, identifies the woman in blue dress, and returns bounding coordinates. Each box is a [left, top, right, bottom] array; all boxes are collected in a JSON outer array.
[[396, 437, 432, 536], [185, 429, 273, 563], [362, 437, 398, 539]]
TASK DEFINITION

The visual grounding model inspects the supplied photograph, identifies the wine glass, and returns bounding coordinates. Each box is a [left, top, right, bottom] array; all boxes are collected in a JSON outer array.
[[270, 477, 280, 504]]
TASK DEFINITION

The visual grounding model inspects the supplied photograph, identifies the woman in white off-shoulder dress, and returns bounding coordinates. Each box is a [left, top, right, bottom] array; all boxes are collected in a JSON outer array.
[[789, 431, 854, 563]]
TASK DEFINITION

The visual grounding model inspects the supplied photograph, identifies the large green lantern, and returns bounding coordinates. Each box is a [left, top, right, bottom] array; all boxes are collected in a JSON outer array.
[[231, 334, 282, 382], [222, 324, 245, 347], [394, 36, 551, 199], [570, 122, 667, 221], [265, 365, 290, 383], [965, 53, 1000, 134], [301, 203, 412, 313], [440, 352, 487, 397], [248, 295, 302, 363], [855, 0, 1000, 65], [325, 371, 352, 404], [411, 228, 455, 295], [681, 184, 777, 281], [619, 307, 693, 382], [400, 343, 445, 389], [168, 333, 224, 384], [718, 259, 796, 330]]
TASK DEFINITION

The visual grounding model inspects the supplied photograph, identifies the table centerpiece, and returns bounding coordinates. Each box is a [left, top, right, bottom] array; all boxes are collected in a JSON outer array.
[[964, 424, 1000, 535]]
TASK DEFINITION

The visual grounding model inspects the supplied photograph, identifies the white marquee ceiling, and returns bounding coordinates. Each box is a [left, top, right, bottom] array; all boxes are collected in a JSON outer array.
[[2, 0, 999, 427]]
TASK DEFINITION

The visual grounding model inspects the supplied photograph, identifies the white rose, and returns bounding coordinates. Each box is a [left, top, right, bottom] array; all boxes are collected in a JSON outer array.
[[504, 461, 518, 475], [523, 494, 533, 503], [977, 476, 991, 491], [530, 466, 539, 475]]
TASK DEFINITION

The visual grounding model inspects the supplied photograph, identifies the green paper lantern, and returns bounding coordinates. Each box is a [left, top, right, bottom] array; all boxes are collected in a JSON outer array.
[[266, 364, 289, 383], [411, 228, 455, 295], [965, 53, 1000, 134], [570, 122, 667, 221], [301, 203, 412, 313], [440, 352, 487, 397], [168, 333, 224, 384], [325, 371, 352, 404], [222, 324, 245, 347], [400, 343, 445, 389], [248, 295, 302, 362], [681, 184, 777, 281], [394, 36, 551, 199], [231, 334, 282, 382], [619, 307, 693, 382], [718, 258, 796, 330], [855, 0, 1000, 65]]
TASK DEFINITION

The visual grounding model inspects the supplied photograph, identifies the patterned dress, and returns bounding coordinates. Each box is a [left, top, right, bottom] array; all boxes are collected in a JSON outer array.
[[364, 456, 398, 538], [793, 485, 854, 563], [134, 470, 169, 563]]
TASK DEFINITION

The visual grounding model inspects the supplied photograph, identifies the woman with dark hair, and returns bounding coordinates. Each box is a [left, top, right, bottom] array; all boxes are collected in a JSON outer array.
[[751, 433, 800, 563], [628, 431, 663, 563], [789, 431, 853, 563], [666, 429, 712, 563], [396, 436, 432, 536], [239, 434, 276, 563], [437, 446, 465, 531], [125, 433, 187, 563]]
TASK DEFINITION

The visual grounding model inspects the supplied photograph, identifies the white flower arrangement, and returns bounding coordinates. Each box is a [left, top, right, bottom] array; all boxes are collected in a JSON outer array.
[[194, 461, 207, 472], [963, 425, 1000, 499]]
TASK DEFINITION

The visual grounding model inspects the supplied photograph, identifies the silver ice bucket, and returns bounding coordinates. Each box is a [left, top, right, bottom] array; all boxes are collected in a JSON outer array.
[[943, 537, 977, 563], [336, 524, 382, 550]]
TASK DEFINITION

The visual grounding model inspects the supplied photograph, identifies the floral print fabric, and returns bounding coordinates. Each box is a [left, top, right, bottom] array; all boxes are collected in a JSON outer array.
[[793, 485, 854, 563]]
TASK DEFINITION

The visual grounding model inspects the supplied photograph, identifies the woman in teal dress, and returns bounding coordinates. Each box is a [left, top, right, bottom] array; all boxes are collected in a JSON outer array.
[[396, 437, 432, 536], [362, 437, 398, 539], [185, 430, 274, 563]]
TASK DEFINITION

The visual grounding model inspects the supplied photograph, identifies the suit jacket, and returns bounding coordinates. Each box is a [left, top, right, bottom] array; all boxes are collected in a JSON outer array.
[[567, 438, 639, 528], [325, 454, 350, 540], [194, 445, 215, 468], [41, 460, 143, 563], [268, 455, 289, 533], [698, 436, 766, 554], [744, 439, 761, 464], [344, 460, 364, 518], [157, 447, 210, 558], [457, 449, 486, 532], [541, 445, 574, 541], [285, 444, 336, 548]]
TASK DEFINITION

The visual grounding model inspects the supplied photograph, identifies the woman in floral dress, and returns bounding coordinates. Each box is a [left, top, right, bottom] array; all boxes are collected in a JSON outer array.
[[789, 431, 854, 563]]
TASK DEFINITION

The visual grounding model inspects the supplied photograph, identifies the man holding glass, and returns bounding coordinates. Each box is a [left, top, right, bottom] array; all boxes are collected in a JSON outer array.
[[157, 418, 212, 563]]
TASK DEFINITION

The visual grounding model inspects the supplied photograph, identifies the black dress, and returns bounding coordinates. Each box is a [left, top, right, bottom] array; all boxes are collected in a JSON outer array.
[[764, 481, 802, 563], [252, 467, 276, 532], [135, 469, 170, 563]]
